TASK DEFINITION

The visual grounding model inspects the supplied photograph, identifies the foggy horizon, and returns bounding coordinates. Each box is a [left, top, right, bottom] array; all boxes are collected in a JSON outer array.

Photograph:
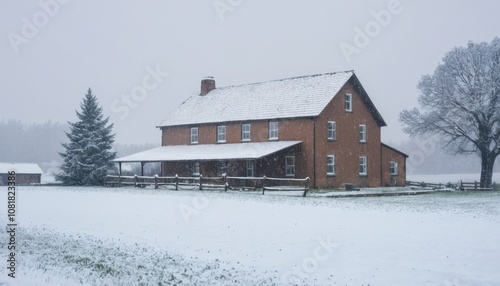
[[2, 0, 500, 145]]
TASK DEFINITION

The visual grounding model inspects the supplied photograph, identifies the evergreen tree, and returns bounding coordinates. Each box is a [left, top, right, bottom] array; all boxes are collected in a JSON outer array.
[[56, 89, 116, 185]]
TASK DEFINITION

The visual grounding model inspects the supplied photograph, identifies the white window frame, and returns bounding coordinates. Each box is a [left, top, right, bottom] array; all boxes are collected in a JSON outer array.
[[241, 123, 251, 141], [192, 161, 200, 176], [190, 127, 198, 144], [359, 124, 366, 143], [359, 156, 367, 176], [217, 125, 226, 143], [269, 121, 279, 140], [345, 93, 352, 112], [327, 121, 336, 141], [327, 155, 336, 176], [285, 156, 295, 177], [246, 160, 255, 177], [217, 161, 227, 176], [390, 161, 398, 175]]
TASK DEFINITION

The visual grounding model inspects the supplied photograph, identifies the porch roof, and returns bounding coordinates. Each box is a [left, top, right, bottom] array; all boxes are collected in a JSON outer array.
[[113, 141, 302, 163]]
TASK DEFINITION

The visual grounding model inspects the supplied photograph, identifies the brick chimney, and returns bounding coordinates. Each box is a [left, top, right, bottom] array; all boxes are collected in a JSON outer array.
[[200, 76, 216, 96]]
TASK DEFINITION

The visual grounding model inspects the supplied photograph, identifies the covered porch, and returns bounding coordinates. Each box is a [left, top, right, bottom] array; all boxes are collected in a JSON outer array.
[[112, 141, 302, 178], [110, 141, 309, 194]]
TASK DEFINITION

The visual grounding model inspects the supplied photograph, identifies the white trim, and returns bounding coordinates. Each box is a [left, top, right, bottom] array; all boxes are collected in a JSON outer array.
[[192, 161, 200, 176], [359, 156, 367, 175], [241, 123, 251, 141], [345, 93, 352, 112], [327, 155, 336, 176], [389, 161, 398, 175], [190, 127, 198, 144], [327, 121, 336, 140], [217, 125, 226, 143], [285, 156, 295, 177], [359, 124, 366, 143], [246, 160, 255, 177], [269, 121, 279, 140]]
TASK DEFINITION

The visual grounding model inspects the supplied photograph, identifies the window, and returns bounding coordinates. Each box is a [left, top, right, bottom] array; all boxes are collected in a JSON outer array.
[[359, 124, 366, 142], [192, 162, 200, 176], [269, 121, 279, 140], [217, 125, 226, 143], [285, 156, 295, 177], [390, 161, 398, 175], [359, 156, 367, 175], [246, 161, 255, 177], [327, 121, 336, 140], [327, 155, 336, 176], [190, 127, 198, 144], [217, 161, 227, 176], [241, 123, 251, 141], [345, 93, 352, 112]]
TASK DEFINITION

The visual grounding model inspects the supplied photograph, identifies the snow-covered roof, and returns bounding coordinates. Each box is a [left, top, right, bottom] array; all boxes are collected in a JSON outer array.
[[113, 141, 302, 162], [158, 71, 383, 127], [0, 162, 43, 174]]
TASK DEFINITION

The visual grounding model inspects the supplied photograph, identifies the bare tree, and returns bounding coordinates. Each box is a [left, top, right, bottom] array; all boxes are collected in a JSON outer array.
[[400, 38, 500, 187]]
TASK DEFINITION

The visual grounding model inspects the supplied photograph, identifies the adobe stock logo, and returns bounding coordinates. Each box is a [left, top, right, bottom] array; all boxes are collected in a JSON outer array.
[[339, 0, 404, 62], [7, 0, 72, 54], [281, 235, 339, 285], [111, 64, 169, 120], [213, 0, 243, 21]]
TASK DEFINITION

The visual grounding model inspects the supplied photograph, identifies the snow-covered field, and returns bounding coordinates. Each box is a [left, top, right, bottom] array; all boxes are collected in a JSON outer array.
[[1, 186, 500, 285]]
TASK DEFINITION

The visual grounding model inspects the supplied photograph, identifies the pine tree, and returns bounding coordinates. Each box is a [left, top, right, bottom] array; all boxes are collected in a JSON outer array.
[[56, 88, 116, 185]]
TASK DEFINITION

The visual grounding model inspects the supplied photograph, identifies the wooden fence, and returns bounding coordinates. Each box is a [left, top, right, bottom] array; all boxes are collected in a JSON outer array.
[[458, 180, 494, 191], [406, 180, 494, 191], [106, 174, 310, 196], [406, 181, 448, 189]]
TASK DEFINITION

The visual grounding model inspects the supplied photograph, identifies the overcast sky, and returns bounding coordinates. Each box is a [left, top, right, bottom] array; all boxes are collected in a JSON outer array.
[[1, 0, 499, 145]]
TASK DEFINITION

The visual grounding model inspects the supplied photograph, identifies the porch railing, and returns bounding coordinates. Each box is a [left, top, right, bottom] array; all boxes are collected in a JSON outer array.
[[106, 174, 310, 196]]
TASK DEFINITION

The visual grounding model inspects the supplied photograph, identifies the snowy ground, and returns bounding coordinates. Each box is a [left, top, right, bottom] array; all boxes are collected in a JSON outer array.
[[1, 186, 500, 285]]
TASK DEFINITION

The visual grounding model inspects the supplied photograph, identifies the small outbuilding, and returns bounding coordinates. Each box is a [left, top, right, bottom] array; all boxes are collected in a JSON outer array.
[[0, 162, 43, 185]]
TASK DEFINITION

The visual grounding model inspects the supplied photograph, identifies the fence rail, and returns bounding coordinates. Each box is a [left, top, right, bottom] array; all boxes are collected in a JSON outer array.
[[106, 174, 310, 196], [406, 180, 495, 191]]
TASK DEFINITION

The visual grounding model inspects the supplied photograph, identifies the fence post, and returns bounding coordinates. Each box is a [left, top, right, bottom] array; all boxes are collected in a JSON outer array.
[[118, 175, 122, 187], [303, 177, 309, 197], [224, 174, 228, 192], [262, 176, 266, 195], [474, 181, 477, 190], [199, 174, 203, 190], [175, 174, 178, 190], [154, 175, 158, 189]]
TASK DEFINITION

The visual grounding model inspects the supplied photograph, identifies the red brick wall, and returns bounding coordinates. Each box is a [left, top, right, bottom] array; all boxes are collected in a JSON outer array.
[[160, 81, 391, 189], [381, 145, 407, 186], [314, 82, 382, 188]]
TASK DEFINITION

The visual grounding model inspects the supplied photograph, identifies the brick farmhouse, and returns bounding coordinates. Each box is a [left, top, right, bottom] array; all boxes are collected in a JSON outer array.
[[115, 71, 407, 188]]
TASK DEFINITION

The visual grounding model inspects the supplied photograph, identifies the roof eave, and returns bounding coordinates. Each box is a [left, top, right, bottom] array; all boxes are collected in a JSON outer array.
[[381, 142, 409, 158], [349, 74, 387, 127]]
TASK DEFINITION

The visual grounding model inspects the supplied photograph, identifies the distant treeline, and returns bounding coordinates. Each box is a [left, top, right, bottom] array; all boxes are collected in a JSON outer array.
[[393, 139, 500, 175], [0, 120, 157, 170], [0, 120, 68, 164], [1, 120, 498, 175]]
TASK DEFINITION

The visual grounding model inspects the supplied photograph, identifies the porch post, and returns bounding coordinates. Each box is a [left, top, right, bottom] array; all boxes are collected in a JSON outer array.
[[141, 162, 145, 176]]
